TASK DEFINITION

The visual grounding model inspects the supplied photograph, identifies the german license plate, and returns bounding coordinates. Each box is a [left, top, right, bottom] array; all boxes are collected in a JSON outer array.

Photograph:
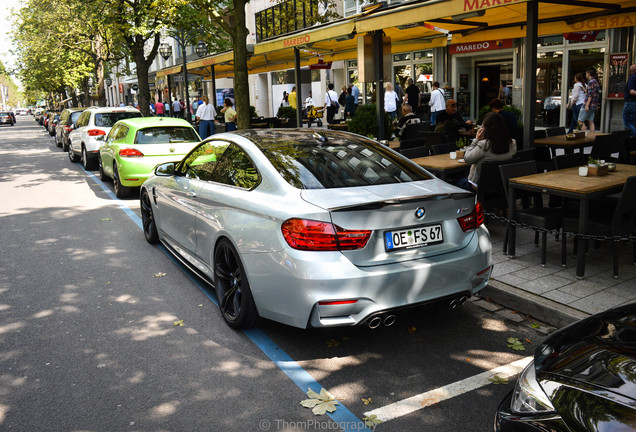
[[385, 224, 443, 251]]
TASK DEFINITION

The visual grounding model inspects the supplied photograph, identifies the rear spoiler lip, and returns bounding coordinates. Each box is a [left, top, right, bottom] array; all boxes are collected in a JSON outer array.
[[328, 192, 475, 212]]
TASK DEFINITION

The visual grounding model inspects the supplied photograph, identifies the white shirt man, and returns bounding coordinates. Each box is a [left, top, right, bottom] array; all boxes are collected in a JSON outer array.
[[428, 82, 446, 126], [195, 101, 216, 121]]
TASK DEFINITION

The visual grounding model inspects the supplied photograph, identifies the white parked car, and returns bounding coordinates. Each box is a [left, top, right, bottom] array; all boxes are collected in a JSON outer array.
[[68, 106, 142, 170]]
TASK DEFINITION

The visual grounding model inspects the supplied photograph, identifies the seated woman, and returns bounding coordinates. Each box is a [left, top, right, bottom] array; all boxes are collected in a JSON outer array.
[[456, 112, 517, 192]]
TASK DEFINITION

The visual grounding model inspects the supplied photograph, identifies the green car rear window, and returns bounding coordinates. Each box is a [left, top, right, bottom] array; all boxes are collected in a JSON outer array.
[[95, 112, 142, 127], [135, 127, 199, 145]]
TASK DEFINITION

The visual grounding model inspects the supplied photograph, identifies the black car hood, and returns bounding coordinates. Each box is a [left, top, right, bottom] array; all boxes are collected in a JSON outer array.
[[535, 303, 636, 399]]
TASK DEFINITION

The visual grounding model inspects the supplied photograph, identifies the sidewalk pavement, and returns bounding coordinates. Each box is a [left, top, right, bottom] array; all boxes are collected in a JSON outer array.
[[481, 218, 636, 329]]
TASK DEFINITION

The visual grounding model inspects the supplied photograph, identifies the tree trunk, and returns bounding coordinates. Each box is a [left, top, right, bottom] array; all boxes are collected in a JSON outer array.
[[95, 35, 106, 107], [131, 34, 160, 117], [232, 0, 250, 130]]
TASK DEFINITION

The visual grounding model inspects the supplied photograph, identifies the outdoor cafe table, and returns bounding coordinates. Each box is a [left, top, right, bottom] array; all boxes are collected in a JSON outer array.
[[534, 132, 609, 154], [507, 164, 636, 278], [327, 122, 348, 131], [411, 154, 469, 180]]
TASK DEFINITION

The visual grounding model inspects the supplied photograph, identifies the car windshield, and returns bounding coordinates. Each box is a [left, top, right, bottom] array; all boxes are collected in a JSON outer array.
[[0, 113, 10, 116], [135, 127, 199, 144], [255, 131, 433, 189], [95, 111, 142, 127]]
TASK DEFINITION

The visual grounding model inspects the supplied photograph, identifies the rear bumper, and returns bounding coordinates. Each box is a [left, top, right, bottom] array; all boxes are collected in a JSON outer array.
[[117, 156, 188, 187], [494, 391, 570, 432], [243, 226, 492, 329]]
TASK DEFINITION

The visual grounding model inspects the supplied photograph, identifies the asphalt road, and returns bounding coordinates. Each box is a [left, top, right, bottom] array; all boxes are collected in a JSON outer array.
[[0, 118, 547, 431]]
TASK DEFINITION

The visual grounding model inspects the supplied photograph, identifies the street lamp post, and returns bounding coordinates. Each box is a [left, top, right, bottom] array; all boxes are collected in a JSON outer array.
[[159, 43, 173, 112], [195, 41, 216, 110], [159, 35, 192, 122]]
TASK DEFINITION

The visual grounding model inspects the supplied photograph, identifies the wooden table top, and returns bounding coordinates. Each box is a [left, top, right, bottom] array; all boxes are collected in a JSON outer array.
[[511, 164, 636, 194], [411, 153, 469, 171], [328, 123, 349, 130], [534, 132, 609, 148], [389, 140, 400, 150]]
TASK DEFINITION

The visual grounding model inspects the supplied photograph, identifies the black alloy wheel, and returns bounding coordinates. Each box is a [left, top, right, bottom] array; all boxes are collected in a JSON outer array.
[[140, 190, 159, 244], [98, 156, 110, 182], [214, 239, 260, 329], [112, 162, 132, 198], [68, 144, 79, 162], [82, 146, 96, 170]]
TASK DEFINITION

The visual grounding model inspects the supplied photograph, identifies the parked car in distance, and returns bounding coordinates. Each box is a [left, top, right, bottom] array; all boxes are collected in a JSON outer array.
[[495, 302, 636, 431], [140, 130, 492, 329], [47, 112, 60, 136], [68, 106, 143, 171], [0, 112, 15, 126], [98, 117, 200, 198], [56, 107, 86, 150]]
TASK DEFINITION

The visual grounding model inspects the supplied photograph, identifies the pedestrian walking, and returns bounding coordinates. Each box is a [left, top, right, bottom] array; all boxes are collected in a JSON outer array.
[[350, 80, 360, 108], [384, 82, 399, 120], [404, 78, 421, 115], [579, 67, 600, 132], [172, 98, 181, 118], [338, 86, 347, 119], [324, 83, 339, 125], [280, 91, 289, 108], [499, 80, 511, 105], [288, 87, 297, 110], [428, 81, 446, 126], [196, 95, 217, 139], [344, 87, 356, 119], [221, 98, 237, 131], [155, 100, 165, 117], [567, 73, 587, 133], [623, 63, 636, 138]]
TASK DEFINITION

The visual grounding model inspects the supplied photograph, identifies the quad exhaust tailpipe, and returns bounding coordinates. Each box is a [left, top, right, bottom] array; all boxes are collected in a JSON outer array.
[[448, 295, 469, 310], [367, 314, 397, 329]]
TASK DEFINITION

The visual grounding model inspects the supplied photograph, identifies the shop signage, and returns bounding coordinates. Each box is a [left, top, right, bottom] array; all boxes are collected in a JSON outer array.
[[448, 39, 512, 54], [570, 14, 636, 31], [173, 74, 198, 82], [283, 34, 311, 48], [607, 53, 630, 99], [309, 59, 332, 70], [131, 84, 139, 91], [563, 31, 598, 42], [463, 0, 522, 12]]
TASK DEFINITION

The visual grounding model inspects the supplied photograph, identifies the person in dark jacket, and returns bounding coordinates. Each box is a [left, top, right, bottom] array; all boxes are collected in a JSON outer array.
[[344, 87, 356, 119], [488, 98, 517, 132]]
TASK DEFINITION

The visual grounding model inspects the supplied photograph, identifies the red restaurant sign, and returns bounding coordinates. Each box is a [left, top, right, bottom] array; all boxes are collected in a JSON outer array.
[[563, 31, 599, 42], [309, 59, 332, 70], [449, 39, 512, 54]]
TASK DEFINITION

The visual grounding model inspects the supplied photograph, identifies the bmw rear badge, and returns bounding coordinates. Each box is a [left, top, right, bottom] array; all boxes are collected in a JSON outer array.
[[415, 207, 425, 218]]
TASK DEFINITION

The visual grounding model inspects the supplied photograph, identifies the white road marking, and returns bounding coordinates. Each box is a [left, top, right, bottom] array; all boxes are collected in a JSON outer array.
[[364, 356, 533, 422]]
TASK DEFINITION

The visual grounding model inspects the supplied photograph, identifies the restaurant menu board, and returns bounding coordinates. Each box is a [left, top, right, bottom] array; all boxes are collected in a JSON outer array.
[[607, 53, 630, 99]]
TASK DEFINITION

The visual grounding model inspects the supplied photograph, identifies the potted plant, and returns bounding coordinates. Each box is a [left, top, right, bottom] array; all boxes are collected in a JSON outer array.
[[456, 136, 469, 159], [587, 157, 608, 176], [276, 106, 297, 128], [347, 104, 392, 141]]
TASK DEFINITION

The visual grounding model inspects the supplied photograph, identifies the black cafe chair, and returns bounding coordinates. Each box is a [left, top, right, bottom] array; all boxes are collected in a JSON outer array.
[[400, 146, 429, 159], [431, 142, 457, 155], [561, 176, 636, 278], [500, 161, 564, 266]]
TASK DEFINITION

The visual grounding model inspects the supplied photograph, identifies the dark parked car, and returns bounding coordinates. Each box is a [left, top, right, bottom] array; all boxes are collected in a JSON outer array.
[[495, 302, 636, 431], [0, 112, 15, 126], [47, 112, 60, 136], [56, 107, 86, 150]]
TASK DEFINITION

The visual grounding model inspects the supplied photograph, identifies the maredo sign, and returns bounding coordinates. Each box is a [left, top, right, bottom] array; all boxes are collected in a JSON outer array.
[[463, 0, 522, 11], [283, 34, 311, 48], [449, 39, 512, 54]]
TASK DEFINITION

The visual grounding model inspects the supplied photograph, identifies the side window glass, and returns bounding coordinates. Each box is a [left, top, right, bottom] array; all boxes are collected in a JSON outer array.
[[107, 125, 119, 141], [78, 112, 90, 127], [209, 143, 259, 189], [116, 126, 128, 141], [182, 141, 230, 181]]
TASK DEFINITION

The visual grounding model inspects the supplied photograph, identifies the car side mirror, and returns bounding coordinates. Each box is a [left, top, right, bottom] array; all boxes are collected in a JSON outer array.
[[155, 162, 175, 176]]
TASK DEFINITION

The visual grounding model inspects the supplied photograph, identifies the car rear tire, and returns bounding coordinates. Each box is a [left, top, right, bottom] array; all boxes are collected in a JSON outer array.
[[113, 162, 132, 199], [68, 144, 80, 162], [98, 156, 110, 182], [140, 190, 159, 244], [82, 146, 96, 170], [214, 238, 260, 329], [62, 139, 69, 152]]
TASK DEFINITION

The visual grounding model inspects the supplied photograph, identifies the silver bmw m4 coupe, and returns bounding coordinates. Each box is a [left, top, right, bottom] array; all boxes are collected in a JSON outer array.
[[140, 130, 492, 329]]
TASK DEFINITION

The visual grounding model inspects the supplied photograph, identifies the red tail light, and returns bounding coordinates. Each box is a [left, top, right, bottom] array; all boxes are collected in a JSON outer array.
[[457, 202, 485, 232], [119, 148, 144, 158], [87, 129, 106, 136], [64, 125, 73, 132], [281, 218, 371, 251]]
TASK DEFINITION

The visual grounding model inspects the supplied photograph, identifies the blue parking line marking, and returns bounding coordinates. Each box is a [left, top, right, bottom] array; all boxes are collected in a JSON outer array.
[[82, 167, 371, 432]]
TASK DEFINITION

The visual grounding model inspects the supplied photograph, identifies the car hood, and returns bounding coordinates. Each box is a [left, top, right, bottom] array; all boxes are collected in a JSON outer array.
[[535, 303, 636, 399]]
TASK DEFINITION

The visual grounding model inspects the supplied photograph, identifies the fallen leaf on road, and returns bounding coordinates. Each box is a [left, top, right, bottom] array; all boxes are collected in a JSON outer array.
[[153, 272, 167, 278], [173, 320, 184, 326], [300, 388, 339, 416]]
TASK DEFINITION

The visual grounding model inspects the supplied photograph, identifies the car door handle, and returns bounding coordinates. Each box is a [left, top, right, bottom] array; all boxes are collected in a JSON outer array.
[[187, 190, 197, 198]]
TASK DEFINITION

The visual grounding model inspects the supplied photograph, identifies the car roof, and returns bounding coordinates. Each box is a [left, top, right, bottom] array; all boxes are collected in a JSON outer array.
[[115, 117, 195, 129], [86, 106, 141, 114]]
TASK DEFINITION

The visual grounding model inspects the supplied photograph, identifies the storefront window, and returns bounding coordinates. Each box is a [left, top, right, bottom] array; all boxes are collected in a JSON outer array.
[[536, 52, 563, 126], [538, 35, 563, 46], [393, 53, 411, 62]]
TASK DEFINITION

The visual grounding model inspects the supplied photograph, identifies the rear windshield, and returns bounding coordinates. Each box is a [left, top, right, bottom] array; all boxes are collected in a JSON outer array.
[[0, 113, 10, 116], [70, 112, 83, 123], [135, 127, 199, 145], [95, 111, 142, 127], [258, 133, 433, 189]]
